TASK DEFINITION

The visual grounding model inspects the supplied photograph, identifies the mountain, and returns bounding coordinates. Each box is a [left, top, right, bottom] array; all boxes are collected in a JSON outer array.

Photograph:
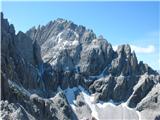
[[1, 12, 160, 120]]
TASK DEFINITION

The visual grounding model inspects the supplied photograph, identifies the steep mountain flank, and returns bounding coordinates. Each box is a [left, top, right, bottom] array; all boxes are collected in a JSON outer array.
[[1, 13, 160, 120]]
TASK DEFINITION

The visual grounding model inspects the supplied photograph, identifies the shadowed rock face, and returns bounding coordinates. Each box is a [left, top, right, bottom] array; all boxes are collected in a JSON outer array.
[[1, 13, 77, 120], [1, 12, 160, 120]]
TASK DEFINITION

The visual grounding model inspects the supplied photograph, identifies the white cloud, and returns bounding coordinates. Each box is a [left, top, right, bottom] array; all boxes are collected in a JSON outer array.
[[130, 45, 155, 53], [113, 45, 155, 54], [148, 31, 160, 37]]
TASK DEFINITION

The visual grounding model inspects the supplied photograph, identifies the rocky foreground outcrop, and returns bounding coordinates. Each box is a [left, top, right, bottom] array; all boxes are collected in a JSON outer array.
[[1, 12, 160, 120]]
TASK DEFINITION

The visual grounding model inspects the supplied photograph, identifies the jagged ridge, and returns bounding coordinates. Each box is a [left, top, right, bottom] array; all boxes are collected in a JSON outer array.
[[1, 13, 160, 120]]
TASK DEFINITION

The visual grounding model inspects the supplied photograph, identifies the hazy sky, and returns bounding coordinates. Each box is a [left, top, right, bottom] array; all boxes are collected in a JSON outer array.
[[1, 1, 160, 70]]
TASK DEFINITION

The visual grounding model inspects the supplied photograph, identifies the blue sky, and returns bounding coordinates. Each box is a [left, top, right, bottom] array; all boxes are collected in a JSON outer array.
[[1, 1, 160, 70]]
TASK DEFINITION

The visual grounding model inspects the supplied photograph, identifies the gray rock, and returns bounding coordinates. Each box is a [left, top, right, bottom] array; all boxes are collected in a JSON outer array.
[[130, 51, 138, 73], [79, 38, 114, 76], [1, 12, 160, 120], [127, 74, 156, 108], [136, 82, 160, 111], [89, 75, 116, 101], [112, 76, 128, 101], [0, 100, 36, 120], [3, 78, 77, 120], [16, 31, 35, 65], [138, 61, 158, 75], [1, 72, 9, 100]]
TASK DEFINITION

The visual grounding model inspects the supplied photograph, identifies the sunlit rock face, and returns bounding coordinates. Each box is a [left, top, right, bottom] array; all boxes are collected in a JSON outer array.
[[1, 12, 160, 120]]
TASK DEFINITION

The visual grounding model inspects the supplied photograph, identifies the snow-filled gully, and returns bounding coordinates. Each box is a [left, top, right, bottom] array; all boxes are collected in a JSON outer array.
[[64, 86, 141, 120]]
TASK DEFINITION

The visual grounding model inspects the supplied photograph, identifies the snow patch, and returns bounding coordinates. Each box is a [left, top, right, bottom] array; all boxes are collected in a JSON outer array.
[[64, 87, 78, 104], [78, 86, 99, 120], [57, 32, 63, 44], [64, 86, 141, 120], [72, 40, 79, 46]]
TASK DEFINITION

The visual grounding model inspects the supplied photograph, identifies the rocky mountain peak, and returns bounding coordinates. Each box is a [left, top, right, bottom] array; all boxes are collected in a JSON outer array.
[[56, 18, 67, 23], [116, 44, 131, 57], [1, 13, 160, 120]]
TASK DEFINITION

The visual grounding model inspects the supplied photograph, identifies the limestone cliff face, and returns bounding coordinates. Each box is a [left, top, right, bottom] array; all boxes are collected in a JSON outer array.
[[1, 13, 77, 120], [1, 13, 160, 120]]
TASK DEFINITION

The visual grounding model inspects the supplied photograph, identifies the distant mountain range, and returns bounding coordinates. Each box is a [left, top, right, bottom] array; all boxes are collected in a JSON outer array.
[[1, 12, 160, 120]]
